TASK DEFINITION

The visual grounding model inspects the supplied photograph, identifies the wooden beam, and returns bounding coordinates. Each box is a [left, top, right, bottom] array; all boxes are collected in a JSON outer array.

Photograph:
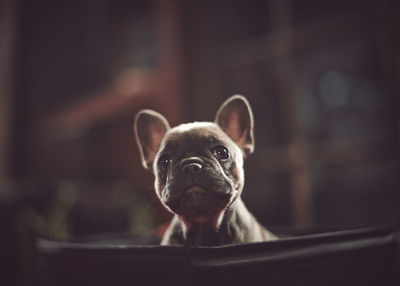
[[0, 0, 17, 181], [155, 0, 185, 125], [36, 70, 159, 145], [270, 0, 313, 227]]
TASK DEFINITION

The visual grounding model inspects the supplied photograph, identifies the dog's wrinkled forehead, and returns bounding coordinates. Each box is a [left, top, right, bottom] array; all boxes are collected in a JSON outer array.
[[158, 122, 237, 157]]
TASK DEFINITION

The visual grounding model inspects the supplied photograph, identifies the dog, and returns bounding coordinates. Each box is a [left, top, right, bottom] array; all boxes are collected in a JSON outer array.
[[134, 95, 276, 246]]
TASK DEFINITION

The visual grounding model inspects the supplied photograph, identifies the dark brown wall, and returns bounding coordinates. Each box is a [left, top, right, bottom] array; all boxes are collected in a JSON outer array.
[[7, 0, 400, 228]]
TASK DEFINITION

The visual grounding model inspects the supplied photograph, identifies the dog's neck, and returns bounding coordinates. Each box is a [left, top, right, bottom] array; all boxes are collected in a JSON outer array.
[[164, 198, 260, 246]]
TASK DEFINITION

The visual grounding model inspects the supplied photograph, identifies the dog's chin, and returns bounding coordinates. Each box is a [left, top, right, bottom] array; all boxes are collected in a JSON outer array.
[[178, 186, 219, 213], [165, 186, 226, 227]]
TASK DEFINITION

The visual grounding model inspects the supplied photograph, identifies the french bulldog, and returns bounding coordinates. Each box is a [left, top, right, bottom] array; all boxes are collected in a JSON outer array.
[[134, 95, 276, 246]]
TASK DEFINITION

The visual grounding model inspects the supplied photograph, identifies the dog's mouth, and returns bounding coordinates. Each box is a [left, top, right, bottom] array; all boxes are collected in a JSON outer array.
[[164, 186, 226, 222], [177, 186, 227, 229], [180, 186, 217, 216]]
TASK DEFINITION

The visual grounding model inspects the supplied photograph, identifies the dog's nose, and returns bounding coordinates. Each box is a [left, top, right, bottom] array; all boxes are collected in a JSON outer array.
[[181, 157, 203, 174]]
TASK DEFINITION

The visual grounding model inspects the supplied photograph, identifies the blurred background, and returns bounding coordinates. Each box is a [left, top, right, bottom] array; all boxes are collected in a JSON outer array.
[[0, 0, 399, 283]]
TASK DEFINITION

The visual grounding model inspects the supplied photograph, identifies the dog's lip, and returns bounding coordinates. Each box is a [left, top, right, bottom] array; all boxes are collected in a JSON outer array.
[[173, 186, 216, 214], [186, 185, 205, 194], [182, 211, 218, 224], [162, 185, 207, 202], [162, 183, 233, 214]]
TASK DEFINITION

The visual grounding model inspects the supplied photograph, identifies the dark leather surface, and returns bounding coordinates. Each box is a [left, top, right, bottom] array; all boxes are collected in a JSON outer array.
[[36, 227, 399, 286]]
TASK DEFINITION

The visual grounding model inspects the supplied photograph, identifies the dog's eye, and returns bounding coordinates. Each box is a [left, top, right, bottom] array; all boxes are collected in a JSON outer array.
[[213, 145, 229, 160], [158, 155, 170, 170]]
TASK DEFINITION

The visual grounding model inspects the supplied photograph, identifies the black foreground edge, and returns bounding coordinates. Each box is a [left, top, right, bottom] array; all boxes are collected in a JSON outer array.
[[36, 227, 399, 286]]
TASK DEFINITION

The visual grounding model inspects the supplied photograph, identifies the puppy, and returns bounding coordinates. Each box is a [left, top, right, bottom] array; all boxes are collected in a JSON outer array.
[[134, 95, 276, 246]]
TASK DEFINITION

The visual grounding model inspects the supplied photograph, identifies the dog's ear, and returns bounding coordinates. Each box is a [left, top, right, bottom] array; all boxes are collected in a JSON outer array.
[[215, 95, 255, 156], [134, 109, 170, 170]]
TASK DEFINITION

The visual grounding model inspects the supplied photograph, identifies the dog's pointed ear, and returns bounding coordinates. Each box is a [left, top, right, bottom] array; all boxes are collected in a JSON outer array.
[[215, 95, 255, 156], [134, 109, 170, 170]]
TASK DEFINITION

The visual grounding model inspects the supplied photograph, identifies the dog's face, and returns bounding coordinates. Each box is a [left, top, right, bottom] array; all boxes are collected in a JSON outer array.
[[152, 122, 244, 224], [134, 95, 254, 228]]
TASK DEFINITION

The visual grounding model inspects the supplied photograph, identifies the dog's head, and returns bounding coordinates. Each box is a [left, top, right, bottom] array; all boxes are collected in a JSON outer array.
[[134, 95, 254, 228]]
